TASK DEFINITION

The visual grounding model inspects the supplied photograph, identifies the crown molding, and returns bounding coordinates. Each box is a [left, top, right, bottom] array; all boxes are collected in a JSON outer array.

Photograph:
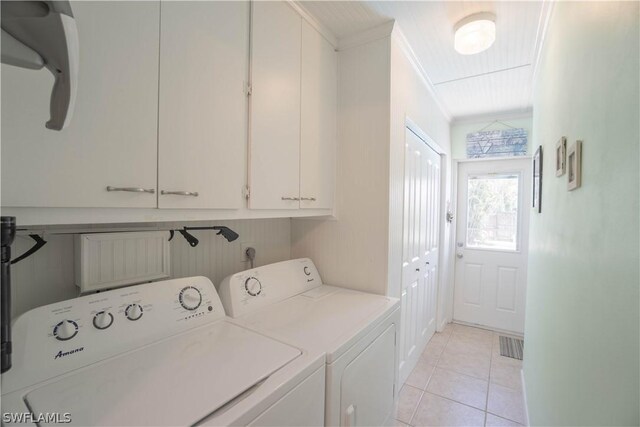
[[337, 20, 395, 51], [289, 1, 338, 48], [391, 24, 452, 123]]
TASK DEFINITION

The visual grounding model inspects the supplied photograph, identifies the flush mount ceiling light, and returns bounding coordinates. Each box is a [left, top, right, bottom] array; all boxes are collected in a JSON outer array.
[[454, 12, 496, 55]]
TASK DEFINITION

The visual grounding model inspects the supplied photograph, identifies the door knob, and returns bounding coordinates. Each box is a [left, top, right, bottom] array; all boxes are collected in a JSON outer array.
[[456, 253, 464, 259]]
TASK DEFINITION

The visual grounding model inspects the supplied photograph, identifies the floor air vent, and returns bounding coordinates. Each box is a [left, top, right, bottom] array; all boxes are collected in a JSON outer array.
[[499, 336, 524, 360]]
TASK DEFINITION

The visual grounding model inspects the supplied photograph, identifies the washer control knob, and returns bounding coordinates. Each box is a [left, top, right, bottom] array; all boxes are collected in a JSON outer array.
[[179, 286, 202, 311], [125, 304, 143, 321], [54, 320, 78, 341], [244, 277, 262, 296], [93, 311, 114, 330]]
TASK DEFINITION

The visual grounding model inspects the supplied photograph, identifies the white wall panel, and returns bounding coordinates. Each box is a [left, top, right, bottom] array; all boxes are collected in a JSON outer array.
[[292, 24, 453, 309], [10, 219, 291, 319], [388, 29, 452, 334], [291, 37, 392, 295]]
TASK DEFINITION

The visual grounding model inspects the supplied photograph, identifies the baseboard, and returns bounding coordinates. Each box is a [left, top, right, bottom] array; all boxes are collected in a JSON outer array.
[[520, 369, 530, 426], [452, 320, 524, 338], [438, 317, 449, 332]]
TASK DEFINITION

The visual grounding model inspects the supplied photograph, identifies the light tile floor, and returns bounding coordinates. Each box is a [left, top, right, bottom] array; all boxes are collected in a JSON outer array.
[[395, 323, 526, 427]]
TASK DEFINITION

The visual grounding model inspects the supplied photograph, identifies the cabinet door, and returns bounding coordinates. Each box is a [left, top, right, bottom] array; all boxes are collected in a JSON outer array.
[[158, 1, 248, 209], [249, 1, 301, 210], [300, 21, 337, 210], [1, 1, 159, 208]]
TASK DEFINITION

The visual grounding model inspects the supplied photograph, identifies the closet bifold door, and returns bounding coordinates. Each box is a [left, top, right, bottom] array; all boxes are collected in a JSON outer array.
[[248, 1, 301, 210], [158, 1, 248, 209], [0, 2, 160, 208], [300, 21, 337, 210]]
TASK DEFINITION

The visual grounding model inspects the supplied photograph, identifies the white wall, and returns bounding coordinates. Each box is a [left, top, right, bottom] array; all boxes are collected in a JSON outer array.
[[291, 24, 452, 306], [291, 36, 392, 295], [388, 28, 452, 324], [450, 115, 533, 160], [10, 219, 291, 318], [524, 2, 639, 425]]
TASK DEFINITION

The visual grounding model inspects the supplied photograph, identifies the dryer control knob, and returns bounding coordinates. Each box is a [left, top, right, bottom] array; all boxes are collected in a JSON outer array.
[[244, 277, 262, 296], [54, 320, 78, 341], [93, 311, 114, 330], [125, 304, 143, 321], [179, 286, 202, 311]]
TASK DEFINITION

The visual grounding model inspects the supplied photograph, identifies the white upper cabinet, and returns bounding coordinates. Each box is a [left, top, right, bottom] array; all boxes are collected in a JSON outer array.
[[249, 1, 302, 210], [1, 1, 160, 208], [300, 21, 337, 210], [158, 1, 249, 209]]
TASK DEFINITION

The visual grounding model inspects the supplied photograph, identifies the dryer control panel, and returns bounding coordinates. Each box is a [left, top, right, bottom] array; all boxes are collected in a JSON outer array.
[[2, 276, 225, 394], [218, 258, 323, 318]]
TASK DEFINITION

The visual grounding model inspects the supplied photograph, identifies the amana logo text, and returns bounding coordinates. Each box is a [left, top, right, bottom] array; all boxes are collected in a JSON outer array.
[[54, 347, 84, 360]]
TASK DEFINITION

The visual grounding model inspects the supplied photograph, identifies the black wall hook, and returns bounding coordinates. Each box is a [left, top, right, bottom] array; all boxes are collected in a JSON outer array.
[[167, 226, 239, 247], [11, 234, 47, 265]]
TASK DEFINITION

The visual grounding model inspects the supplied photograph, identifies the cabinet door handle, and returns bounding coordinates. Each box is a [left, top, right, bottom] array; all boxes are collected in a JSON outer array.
[[106, 186, 155, 194], [300, 197, 316, 201], [281, 197, 300, 201], [161, 190, 199, 197]]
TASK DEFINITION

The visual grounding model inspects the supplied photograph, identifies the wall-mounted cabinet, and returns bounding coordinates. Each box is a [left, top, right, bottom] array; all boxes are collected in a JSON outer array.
[[158, 1, 248, 210], [248, 1, 302, 210], [300, 20, 337, 210], [1, 0, 337, 225], [249, 2, 337, 211], [1, 1, 160, 208]]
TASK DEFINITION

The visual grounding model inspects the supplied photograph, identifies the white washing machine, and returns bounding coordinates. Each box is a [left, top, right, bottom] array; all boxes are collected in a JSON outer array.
[[1, 276, 325, 426], [218, 259, 400, 427]]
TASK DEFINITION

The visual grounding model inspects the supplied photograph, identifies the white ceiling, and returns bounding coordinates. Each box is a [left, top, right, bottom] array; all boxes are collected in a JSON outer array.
[[299, 1, 551, 121]]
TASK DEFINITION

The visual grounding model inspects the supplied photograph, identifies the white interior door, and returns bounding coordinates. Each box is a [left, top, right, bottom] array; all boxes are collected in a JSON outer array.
[[399, 128, 441, 384], [453, 159, 531, 334]]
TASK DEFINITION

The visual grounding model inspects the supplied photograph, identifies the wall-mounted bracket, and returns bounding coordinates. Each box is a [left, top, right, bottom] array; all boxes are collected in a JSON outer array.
[[167, 226, 239, 247], [11, 234, 47, 265]]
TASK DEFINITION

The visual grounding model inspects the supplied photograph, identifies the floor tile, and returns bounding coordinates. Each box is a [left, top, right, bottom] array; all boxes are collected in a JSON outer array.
[[485, 413, 523, 426], [440, 323, 454, 336], [394, 419, 410, 427], [426, 367, 488, 410], [452, 324, 494, 341], [396, 384, 423, 424], [490, 359, 522, 390], [405, 359, 436, 390], [427, 332, 450, 353], [411, 392, 485, 427], [420, 342, 444, 366], [437, 346, 491, 380], [487, 383, 527, 425], [446, 334, 492, 356]]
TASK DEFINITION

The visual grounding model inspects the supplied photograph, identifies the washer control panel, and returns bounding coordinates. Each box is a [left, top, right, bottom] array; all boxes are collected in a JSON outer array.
[[3, 276, 225, 394], [218, 258, 322, 318]]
